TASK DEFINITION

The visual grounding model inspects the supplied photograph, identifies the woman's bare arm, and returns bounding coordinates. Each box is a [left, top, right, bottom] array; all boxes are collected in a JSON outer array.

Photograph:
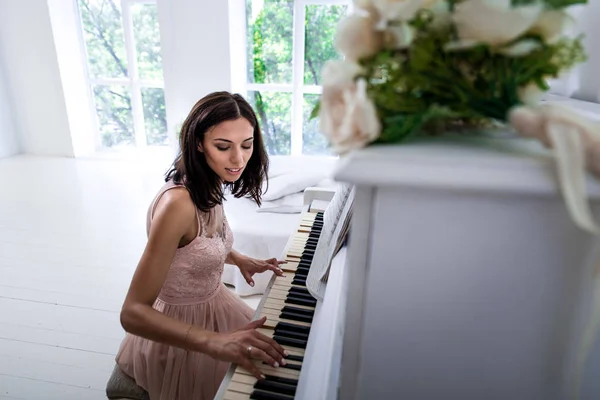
[[119, 188, 209, 351], [119, 189, 288, 377]]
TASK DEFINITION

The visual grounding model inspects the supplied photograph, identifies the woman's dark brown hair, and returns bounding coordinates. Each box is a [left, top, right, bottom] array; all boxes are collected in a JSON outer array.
[[165, 91, 269, 212]]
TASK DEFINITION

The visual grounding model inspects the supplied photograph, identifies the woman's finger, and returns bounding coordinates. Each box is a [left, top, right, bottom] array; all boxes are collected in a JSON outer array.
[[268, 264, 284, 276], [239, 357, 265, 380], [254, 330, 288, 358], [248, 341, 281, 367]]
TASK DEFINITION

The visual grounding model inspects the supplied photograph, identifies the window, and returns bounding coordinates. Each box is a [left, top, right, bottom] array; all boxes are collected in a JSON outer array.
[[244, 0, 350, 156], [76, 0, 167, 148]]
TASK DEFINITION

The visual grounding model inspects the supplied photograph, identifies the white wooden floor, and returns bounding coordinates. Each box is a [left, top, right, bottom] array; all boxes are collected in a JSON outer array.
[[0, 151, 261, 400]]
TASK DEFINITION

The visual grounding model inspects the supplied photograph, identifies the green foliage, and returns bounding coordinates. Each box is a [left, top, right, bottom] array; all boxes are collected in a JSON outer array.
[[511, 0, 587, 8], [246, 0, 346, 155], [78, 0, 167, 147], [346, 14, 588, 144]]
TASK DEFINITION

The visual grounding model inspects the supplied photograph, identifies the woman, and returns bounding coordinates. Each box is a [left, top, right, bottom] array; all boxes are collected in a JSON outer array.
[[115, 91, 288, 400]]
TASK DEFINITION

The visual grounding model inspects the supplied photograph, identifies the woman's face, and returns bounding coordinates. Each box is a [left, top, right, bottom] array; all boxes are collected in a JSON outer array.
[[201, 118, 254, 182]]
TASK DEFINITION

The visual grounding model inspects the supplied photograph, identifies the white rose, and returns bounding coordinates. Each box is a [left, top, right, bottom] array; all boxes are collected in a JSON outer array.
[[529, 10, 574, 44], [384, 21, 415, 49], [335, 14, 382, 61], [446, 0, 542, 51], [319, 61, 381, 154], [372, 0, 448, 22], [517, 83, 544, 106]]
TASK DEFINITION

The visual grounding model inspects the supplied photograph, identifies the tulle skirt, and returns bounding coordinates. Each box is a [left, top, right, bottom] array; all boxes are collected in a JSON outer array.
[[115, 283, 254, 400]]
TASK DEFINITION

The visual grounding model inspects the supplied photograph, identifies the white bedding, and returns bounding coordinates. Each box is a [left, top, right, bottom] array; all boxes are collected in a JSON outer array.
[[222, 155, 338, 296], [223, 194, 302, 296]]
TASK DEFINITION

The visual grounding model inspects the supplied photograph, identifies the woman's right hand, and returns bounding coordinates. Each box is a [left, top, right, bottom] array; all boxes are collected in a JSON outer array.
[[202, 316, 289, 379]]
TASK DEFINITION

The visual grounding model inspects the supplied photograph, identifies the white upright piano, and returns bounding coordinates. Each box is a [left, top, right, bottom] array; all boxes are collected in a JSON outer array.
[[216, 133, 600, 400]]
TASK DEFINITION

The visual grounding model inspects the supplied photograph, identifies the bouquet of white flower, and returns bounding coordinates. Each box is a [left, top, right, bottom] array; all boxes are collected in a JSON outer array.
[[316, 0, 600, 237], [315, 0, 587, 154]]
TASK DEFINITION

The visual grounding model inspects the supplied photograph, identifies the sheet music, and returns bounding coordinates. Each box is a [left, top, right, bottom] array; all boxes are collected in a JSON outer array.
[[306, 183, 354, 301]]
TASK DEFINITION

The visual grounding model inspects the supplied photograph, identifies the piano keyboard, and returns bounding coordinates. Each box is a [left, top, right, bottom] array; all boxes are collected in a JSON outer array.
[[215, 210, 325, 400]]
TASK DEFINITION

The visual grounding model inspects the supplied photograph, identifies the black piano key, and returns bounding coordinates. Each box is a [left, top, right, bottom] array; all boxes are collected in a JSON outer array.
[[281, 363, 302, 371], [292, 278, 307, 286], [264, 374, 299, 387], [273, 335, 308, 349], [284, 354, 304, 363], [295, 266, 310, 273], [254, 380, 296, 396], [285, 291, 313, 301], [288, 286, 312, 296], [285, 296, 317, 307], [286, 294, 314, 303], [297, 261, 311, 268], [293, 271, 308, 278], [274, 329, 309, 341], [280, 311, 312, 323], [282, 305, 314, 316], [276, 321, 311, 334], [250, 389, 294, 400]]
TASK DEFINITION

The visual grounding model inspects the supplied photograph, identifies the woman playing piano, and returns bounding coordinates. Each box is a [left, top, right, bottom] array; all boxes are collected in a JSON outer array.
[[114, 91, 288, 400]]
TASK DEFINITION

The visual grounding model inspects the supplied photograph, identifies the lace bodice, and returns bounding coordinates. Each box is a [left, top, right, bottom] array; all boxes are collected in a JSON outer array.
[[146, 182, 234, 304]]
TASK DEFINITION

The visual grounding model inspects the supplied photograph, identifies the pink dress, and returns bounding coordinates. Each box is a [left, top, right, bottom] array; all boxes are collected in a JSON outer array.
[[115, 181, 254, 400]]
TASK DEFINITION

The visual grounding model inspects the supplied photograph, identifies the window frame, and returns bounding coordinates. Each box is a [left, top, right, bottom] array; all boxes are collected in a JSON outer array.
[[242, 0, 351, 156], [74, 0, 165, 149]]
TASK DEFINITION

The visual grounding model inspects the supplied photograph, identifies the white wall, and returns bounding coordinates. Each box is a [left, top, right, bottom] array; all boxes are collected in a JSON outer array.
[[47, 0, 96, 157], [0, 0, 75, 157], [0, 56, 20, 159], [549, 3, 600, 103]]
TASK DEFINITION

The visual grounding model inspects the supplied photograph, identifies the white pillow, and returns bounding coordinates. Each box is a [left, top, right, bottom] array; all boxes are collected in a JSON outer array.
[[257, 192, 304, 214], [262, 172, 326, 201]]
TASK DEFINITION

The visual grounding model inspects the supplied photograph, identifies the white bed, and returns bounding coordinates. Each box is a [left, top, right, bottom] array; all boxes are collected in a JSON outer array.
[[222, 155, 337, 296]]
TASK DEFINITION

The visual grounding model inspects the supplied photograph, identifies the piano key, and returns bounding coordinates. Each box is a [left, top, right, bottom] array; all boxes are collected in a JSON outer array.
[[288, 286, 312, 296], [238, 361, 300, 380], [232, 373, 298, 389], [280, 262, 299, 273], [281, 305, 314, 317], [279, 311, 311, 324], [254, 378, 297, 396], [265, 298, 314, 312], [282, 354, 304, 363], [275, 321, 311, 334], [249, 389, 294, 400], [260, 310, 311, 328], [266, 287, 295, 300], [229, 381, 254, 394], [257, 329, 306, 356], [225, 390, 250, 400], [285, 296, 317, 308], [291, 279, 307, 287], [273, 328, 309, 341], [232, 373, 257, 385], [273, 335, 308, 349]]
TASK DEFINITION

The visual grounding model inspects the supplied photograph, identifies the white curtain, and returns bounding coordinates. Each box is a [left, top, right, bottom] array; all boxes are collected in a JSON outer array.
[[548, 2, 600, 103]]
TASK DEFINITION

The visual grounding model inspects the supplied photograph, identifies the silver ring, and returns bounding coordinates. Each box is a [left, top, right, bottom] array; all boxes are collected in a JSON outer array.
[[246, 346, 252, 356]]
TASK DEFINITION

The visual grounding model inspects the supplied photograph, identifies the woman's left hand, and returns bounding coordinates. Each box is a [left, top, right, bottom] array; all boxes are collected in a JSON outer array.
[[236, 256, 286, 287]]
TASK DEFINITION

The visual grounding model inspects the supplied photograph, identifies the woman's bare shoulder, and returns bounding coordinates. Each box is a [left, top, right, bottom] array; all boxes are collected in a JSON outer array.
[[152, 186, 196, 232]]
